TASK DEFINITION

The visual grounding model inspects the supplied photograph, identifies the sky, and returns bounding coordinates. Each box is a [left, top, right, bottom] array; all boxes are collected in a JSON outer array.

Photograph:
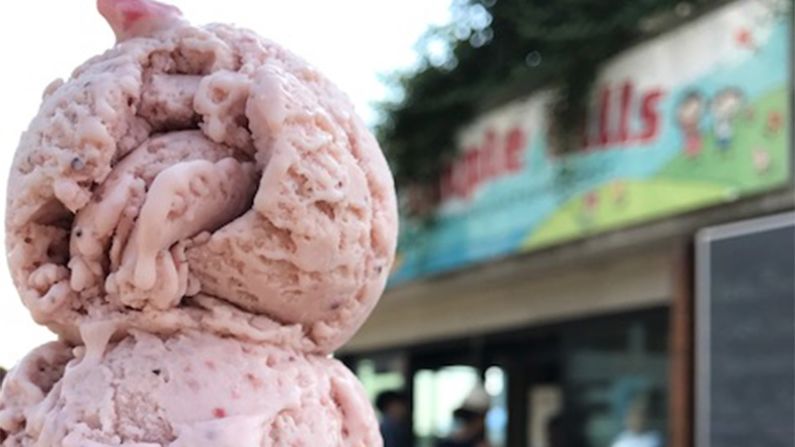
[[0, 0, 451, 368]]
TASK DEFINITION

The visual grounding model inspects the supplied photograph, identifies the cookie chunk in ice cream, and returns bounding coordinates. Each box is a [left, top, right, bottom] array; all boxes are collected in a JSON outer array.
[[5, 0, 398, 353]]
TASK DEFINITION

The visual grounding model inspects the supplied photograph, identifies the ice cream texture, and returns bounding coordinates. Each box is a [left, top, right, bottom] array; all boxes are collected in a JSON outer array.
[[0, 0, 397, 445], [0, 331, 380, 446]]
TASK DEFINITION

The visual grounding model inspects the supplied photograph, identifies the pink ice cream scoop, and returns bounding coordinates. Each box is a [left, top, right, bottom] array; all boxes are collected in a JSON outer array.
[[5, 0, 398, 354], [0, 330, 380, 446], [1, 0, 395, 444]]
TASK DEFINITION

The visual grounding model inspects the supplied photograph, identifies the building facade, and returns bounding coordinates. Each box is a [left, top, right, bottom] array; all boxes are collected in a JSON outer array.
[[340, 1, 793, 446]]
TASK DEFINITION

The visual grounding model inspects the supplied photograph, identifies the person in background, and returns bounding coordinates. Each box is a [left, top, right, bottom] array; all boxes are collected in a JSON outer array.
[[436, 385, 491, 447], [610, 394, 662, 447], [546, 410, 589, 447], [437, 407, 489, 447], [376, 390, 412, 447]]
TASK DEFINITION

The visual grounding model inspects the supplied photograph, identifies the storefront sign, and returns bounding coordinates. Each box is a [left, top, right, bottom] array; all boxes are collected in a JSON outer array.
[[392, 0, 792, 284]]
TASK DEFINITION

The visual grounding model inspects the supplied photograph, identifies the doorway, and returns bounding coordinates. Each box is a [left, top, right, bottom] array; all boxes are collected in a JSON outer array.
[[405, 308, 669, 447]]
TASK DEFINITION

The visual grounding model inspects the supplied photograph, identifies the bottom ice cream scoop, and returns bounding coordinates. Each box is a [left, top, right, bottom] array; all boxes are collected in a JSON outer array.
[[0, 331, 381, 446]]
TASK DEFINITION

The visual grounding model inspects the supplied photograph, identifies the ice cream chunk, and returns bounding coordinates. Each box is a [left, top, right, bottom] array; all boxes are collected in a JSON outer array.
[[5, 0, 398, 353], [106, 157, 258, 310], [0, 331, 380, 446], [98, 0, 184, 41]]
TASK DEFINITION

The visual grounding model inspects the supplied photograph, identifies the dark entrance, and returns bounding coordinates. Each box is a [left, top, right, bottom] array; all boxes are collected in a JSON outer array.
[[346, 308, 670, 447]]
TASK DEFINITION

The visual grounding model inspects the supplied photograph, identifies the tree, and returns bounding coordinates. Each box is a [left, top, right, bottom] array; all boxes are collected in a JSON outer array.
[[378, 0, 719, 203]]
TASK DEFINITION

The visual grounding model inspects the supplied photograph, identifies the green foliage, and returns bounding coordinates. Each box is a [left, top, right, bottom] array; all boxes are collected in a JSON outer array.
[[378, 0, 719, 191]]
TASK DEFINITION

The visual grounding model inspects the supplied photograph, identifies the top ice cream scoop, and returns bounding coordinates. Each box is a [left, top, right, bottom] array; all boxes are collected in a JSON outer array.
[[5, 0, 398, 354]]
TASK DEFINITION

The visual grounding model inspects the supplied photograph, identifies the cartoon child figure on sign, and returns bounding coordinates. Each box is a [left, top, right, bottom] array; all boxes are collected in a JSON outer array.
[[752, 147, 771, 175], [676, 92, 705, 159], [765, 110, 783, 137], [612, 181, 628, 207], [711, 88, 745, 153], [577, 190, 600, 228]]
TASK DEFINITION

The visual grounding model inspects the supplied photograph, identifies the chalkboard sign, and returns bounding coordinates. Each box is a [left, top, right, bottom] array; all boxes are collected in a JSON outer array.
[[696, 212, 795, 447]]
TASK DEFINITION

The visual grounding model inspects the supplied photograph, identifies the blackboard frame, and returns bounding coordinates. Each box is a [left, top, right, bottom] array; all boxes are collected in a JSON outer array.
[[695, 211, 795, 447]]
